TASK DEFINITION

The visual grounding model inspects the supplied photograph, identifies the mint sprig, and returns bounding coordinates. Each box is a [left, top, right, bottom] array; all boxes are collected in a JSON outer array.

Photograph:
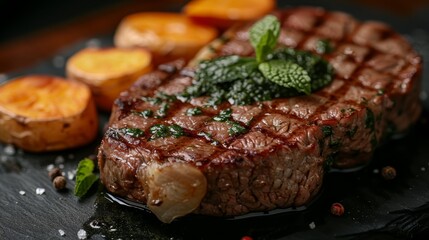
[[249, 15, 280, 63], [182, 14, 334, 106], [74, 158, 99, 198], [259, 60, 311, 95]]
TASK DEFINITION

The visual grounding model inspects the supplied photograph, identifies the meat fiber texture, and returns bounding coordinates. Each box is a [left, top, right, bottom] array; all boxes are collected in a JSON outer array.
[[98, 7, 422, 222]]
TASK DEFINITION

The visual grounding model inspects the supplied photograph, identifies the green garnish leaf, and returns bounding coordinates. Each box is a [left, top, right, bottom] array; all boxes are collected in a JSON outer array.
[[156, 102, 169, 118], [74, 158, 99, 198], [259, 60, 311, 94], [181, 14, 334, 106], [149, 124, 185, 140], [149, 124, 170, 139], [228, 121, 248, 136], [271, 48, 334, 91], [315, 39, 333, 54], [249, 15, 280, 63], [186, 107, 203, 116], [213, 108, 232, 122], [168, 124, 185, 138], [138, 109, 153, 118], [196, 55, 258, 84], [120, 127, 144, 138]]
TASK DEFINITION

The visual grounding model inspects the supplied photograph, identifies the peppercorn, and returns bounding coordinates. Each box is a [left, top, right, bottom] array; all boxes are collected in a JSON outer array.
[[53, 176, 67, 190], [48, 167, 62, 181], [330, 203, 345, 216], [381, 166, 396, 180]]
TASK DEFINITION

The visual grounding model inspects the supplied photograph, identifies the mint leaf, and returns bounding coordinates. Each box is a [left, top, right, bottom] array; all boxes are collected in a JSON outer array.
[[196, 55, 258, 84], [259, 60, 311, 94], [271, 48, 334, 91], [74, 158, 99, 198], [249, 15, 280, 63]]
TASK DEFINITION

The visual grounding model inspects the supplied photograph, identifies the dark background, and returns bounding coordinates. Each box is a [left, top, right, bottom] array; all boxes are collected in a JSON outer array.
[[0, 0, 121, 43], [1, 0, 429, 73]]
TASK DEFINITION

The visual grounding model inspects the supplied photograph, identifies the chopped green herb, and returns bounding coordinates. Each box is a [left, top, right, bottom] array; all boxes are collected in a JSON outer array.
[[315, 39, 333, 54], [186, 107, 203, 116], [321, 126, 333, 137], [137, 109, 153, 118], [168, 124, 185, 138], [156, 102, 169, 118], [149, 124, 185, 139], [74, 158, 99, 198], [228, 121, 248, 136], [120, 127, 144, 138], [141, 96, 162, 105], [156, 92, 177, 102], [149, 124, 170, 139], [213, 109, 232, 122]]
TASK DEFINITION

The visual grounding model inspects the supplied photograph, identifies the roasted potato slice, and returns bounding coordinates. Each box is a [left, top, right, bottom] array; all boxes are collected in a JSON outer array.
[[66, 47, 152, 111], [0, 75, 98, 152], [114, 12, 218, 64], [183, 0, 276, 29]]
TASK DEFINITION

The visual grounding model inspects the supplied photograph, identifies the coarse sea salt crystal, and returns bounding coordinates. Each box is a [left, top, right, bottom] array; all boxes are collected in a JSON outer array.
[[19, 190, 26, 196], [36, 188, 45, 195], [58, 229, 65, 237], [309, 221, 316, 229], [67, 170, 76, 180], [4, 144, 15, 155], [55, 156, 65, 164], [77, 229, 87, 239], [47, 164, 55, 172]]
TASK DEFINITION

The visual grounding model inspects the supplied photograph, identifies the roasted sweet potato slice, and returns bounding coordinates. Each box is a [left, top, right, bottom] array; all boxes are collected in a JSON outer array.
[[114, 12, 218, 64], [0, 75, 98, 152], [183, 0, 276, 29], [66, 47, 152, 111]]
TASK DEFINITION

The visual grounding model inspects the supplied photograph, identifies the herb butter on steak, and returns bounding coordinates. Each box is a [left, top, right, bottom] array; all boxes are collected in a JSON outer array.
[[98, 7, 422, 223]]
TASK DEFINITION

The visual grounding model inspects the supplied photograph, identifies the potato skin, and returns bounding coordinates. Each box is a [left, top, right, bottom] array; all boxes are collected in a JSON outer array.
[[66, 47, 152, 112], [114, 12, 218, 64], [183, 0, 276, 29], [0, 75, 99, 152]]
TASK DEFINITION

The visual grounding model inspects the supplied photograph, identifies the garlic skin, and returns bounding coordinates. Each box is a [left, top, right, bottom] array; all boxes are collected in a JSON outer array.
[[143, 162, 207, 223]]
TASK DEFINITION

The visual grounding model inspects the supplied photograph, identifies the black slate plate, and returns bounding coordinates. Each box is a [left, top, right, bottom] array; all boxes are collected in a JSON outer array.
[[1, 0, 429, 239]]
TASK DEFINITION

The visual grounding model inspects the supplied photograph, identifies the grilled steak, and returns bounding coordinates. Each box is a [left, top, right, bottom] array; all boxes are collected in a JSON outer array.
[[98, 7, 422, 223]]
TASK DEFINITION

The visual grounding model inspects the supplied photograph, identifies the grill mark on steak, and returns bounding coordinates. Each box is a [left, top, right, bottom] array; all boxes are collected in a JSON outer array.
[[98, 7, 422, 220]]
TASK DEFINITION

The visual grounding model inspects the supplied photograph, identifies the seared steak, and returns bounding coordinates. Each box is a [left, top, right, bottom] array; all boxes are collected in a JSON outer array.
[[98, 7, 422, 223]]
